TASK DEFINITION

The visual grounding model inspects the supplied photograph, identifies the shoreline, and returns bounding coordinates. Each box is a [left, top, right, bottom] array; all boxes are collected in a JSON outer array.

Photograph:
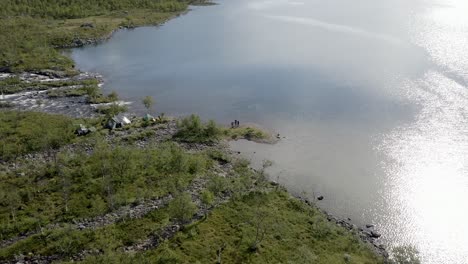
[[0, 3, 390, 262]]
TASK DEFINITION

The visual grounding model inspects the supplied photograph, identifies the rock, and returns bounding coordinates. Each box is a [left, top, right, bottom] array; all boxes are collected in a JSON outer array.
[[73, 38, 85, 46], [317, 195, 324, 201], [34, 69, 67, 78], [366, 224, 374, 228], [370, 231, 381, 238], [80, 23, 95, 28]]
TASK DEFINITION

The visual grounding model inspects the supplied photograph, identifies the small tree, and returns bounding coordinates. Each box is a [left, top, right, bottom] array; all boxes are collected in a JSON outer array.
[[100, 103, 127, 121], [248, 208, 269, 252], [168, 192, 197, 222], [200, 190, 214, 218], [204, 120, 221, 140], [84, 85, 99, 101], [107, 91, 119, 102], [142, 96, 154, 113]]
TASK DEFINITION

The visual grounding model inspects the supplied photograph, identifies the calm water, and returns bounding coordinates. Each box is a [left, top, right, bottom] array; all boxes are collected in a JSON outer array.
[[72, 0, 468, 262]]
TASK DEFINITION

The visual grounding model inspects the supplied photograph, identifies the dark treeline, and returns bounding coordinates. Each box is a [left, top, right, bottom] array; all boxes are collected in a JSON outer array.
[[0, 0, 187, 19]]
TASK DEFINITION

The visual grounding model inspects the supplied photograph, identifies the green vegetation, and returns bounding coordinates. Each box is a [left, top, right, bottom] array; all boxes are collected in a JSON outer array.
[[0, 1, 187, 19], [0, 111, 383, 263], [46, 87, 88, 98], [0, 111, 75, 161], [174, 114, 271, 143], [96, 103, 128, 117], [0, 77, 99, 95], [168, 192, 198, 222], [69, 191, 382, 264], [0, 0, 192, 73], [222, 125, 271, 142], [149, 191, 382, 264], [142, 95, 155, 113], [0, 0, 386, 261], [0, 208, 171, 260], [174, 114, 222, 143], [0, 140, 209, 241]]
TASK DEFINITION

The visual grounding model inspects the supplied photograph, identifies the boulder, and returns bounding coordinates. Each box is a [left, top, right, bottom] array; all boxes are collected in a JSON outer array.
[[370, 231, 381, 238], [80, 23, 95, 28], [317, 195, 324, 201]]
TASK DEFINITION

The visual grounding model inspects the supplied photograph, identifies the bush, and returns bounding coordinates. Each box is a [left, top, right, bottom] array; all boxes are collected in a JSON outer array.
[[168, 192, 197, 222], [174, 115, 221, 143], [207, 174, 228, 196]]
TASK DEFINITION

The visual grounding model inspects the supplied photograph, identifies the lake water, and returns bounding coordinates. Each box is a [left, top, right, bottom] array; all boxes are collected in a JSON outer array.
[[71, 0, 468, 263]]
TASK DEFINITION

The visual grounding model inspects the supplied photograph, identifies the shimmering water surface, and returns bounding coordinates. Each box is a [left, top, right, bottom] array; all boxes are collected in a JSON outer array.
[[72, 0, 468, 262]]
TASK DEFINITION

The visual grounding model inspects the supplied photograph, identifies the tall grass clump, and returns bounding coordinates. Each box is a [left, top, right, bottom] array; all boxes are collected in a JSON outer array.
[[174, 114, 221, 143]]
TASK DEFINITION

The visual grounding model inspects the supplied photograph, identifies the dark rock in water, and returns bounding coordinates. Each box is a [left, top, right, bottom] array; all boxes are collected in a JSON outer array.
[[317, 195, 324, 201], [81, 23, 95, 28], [366, 224, 374, 228], [371, 231, 381, 238], [73, 38, 85, 46]]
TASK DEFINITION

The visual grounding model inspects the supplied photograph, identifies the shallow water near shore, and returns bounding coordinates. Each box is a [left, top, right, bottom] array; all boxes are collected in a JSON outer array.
[[72, 0, 468, 262]]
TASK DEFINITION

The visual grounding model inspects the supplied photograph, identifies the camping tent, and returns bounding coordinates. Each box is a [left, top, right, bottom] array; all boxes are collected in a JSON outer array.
[[143, 114, 155, 122]]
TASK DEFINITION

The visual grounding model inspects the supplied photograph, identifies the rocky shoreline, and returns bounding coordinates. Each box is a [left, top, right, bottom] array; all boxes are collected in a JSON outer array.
[[302, 199, 389, 260]]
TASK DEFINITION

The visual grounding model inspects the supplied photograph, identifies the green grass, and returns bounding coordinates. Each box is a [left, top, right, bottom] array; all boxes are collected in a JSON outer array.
[[174, 114, 222, 143], [174, 115, 271, 144], [0, 111, 76, 161], [0, 1, 191, 73], [0, 111, 383, 263], [47, 87, 88, 98], [147, 191, 382, 264], [0, 137, 210, 241], [222, 126, 271, 142], [0, 208, 171, 260], [70, 191, 382, 264]]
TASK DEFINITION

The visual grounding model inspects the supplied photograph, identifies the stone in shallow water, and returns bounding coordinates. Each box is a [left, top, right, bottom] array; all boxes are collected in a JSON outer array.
[[371, 231, 381, 238]]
